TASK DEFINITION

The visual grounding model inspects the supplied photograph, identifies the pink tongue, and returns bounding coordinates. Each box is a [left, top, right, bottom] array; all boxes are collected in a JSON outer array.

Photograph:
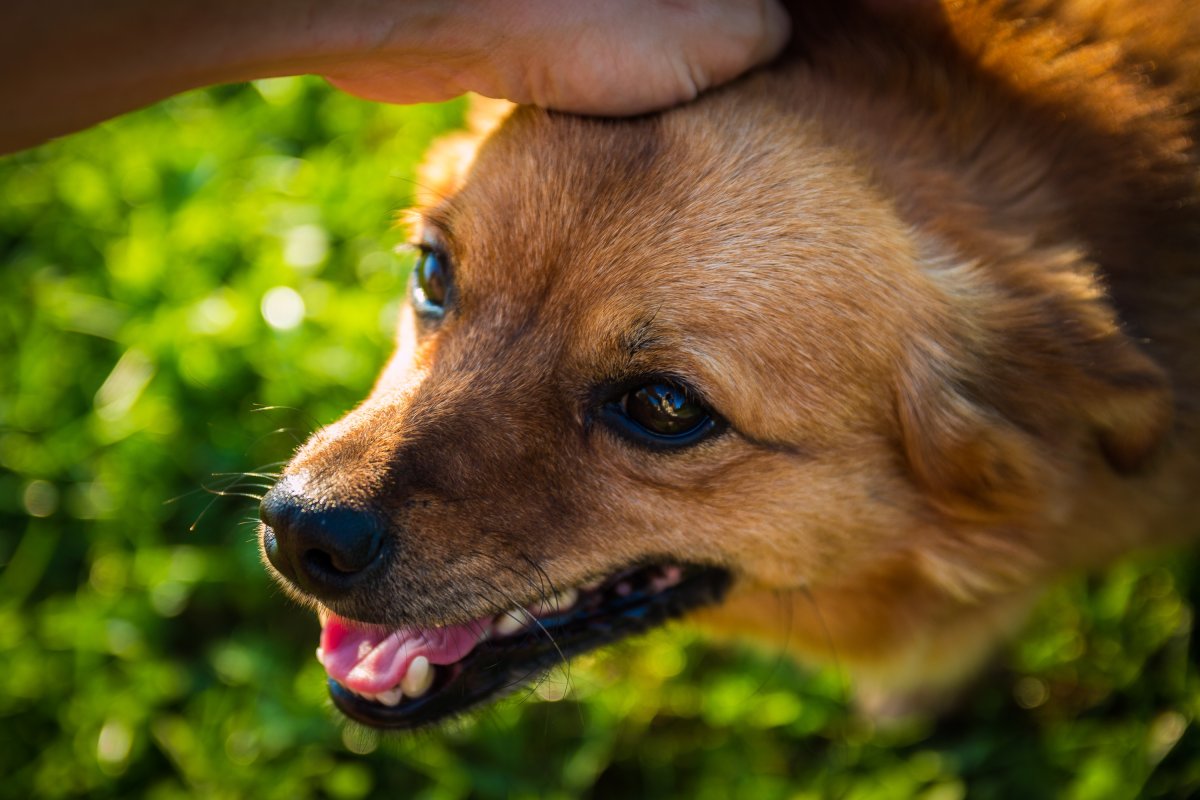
[[318, 613, 490, 694]]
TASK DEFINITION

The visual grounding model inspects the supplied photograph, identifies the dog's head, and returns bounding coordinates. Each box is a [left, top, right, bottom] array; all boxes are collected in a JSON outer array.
[[258, 66, 1172, 727]]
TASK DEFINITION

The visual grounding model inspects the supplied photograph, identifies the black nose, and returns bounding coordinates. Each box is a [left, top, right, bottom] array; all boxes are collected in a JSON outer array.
[[259, 482, 386, 600]]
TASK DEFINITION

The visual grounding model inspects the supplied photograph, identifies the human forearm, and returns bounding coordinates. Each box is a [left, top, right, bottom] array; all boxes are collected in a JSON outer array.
[[0, 0, 456, 153]]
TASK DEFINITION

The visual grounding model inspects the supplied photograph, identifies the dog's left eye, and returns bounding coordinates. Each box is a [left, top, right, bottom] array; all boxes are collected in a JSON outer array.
[[602, 380, 720, 448], [412, 246, 449, 317]]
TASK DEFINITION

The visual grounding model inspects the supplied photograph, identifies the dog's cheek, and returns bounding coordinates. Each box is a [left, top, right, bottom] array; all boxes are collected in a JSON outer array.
[[560, 445, 922, 591]]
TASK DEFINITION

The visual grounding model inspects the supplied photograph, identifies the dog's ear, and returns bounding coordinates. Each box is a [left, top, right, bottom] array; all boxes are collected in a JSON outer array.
[[897, 246, 1173, 521], [415, 96, 515, 207], [897, 351, 1055, 522]]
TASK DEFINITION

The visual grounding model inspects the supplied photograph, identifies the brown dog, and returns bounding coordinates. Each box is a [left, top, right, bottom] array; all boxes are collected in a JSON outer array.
[[258, 0, 1200, 728]]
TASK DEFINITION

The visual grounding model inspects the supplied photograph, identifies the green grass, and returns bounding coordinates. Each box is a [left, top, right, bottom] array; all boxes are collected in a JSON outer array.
[[1, 78, 1196, 799]]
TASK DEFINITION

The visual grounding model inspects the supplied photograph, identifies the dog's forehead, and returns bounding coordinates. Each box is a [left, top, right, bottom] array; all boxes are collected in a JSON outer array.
[[425, 90, 934, 431]]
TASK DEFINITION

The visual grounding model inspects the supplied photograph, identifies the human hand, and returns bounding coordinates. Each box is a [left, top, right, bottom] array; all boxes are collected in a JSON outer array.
[[319, 0, 791, 116]]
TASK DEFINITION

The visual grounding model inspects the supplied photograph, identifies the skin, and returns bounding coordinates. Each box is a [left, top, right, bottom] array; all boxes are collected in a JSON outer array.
[[0, 0, 789, 154]]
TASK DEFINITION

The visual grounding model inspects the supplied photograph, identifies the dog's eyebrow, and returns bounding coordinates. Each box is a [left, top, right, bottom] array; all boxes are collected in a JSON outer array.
[[620, 312, 665, 357], [418, 204, 457, 241]]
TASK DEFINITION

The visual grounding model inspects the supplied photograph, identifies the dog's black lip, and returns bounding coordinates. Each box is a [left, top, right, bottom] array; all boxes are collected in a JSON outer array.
[[327, 564, 732, 730]]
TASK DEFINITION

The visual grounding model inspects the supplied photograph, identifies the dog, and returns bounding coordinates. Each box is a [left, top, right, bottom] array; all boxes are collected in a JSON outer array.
[[258, 0, 1200, 728]]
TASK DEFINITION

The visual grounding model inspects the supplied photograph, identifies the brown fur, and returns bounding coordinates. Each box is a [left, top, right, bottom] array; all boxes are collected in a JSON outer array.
[[276, 0, 1200, 710]]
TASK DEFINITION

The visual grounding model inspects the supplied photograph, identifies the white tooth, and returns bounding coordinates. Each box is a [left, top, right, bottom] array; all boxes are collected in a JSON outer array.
[[376, 687, 404, 706], [494, 609, 530, 636], [580, 578, 604, 592], [552, 588, 578, 611], [401, 656, 434, 697], [532, 588, 578, 616]]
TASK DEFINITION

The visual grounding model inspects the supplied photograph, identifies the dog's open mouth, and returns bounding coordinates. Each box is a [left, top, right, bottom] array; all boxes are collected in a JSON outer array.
[[317, 563, 731, 729]]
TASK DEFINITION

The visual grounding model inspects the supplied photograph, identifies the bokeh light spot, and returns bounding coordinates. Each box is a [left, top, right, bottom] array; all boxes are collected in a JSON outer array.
[[97, 719, 133, 773], [283, 224, 329, 270], [261, 286, 306, 330], [22, 480, 59, 517]]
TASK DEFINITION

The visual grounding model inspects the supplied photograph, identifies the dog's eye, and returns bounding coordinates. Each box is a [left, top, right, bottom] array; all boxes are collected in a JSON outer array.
[[412, 246, 448, 316], [603, 380, 720, 448]]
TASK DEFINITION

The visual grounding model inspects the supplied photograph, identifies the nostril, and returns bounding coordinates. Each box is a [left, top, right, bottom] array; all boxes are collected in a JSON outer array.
[[303, 547, 364, 578], [304, 517, 383, 575], [259, 483, 387, 599], [303, 548, 338, 576]]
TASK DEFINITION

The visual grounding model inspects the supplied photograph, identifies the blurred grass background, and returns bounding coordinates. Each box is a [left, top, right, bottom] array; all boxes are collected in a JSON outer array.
[[0, 78, 1197, 799]]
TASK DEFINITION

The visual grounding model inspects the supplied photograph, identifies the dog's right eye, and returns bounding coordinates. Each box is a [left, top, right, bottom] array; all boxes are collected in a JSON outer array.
[[601, 380, 722, 449], [412, 246, 449, 317]]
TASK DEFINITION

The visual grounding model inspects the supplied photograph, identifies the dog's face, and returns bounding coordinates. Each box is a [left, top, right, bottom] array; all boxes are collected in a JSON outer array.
[[259, 70, 1172, 728]]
